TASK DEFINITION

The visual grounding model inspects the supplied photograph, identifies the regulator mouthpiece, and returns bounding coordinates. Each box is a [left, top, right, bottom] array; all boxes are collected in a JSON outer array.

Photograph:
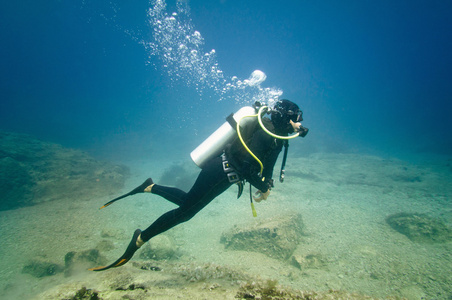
[[297, 126, 309, 137]]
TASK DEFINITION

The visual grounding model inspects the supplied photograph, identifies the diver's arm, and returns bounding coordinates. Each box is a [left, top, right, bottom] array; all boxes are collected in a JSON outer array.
[[241, 130, 284, 202], [240, 130, 276, 192], [241, 161, 270, 192], [252, 146, 282, 201], [262, 145, 282, 183]]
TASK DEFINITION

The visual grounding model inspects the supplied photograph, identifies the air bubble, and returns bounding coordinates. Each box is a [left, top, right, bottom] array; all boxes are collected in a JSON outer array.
[[144, 0, 284, 104]]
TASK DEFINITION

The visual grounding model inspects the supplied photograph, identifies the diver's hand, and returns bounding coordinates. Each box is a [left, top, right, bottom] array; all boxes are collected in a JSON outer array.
[[289, 119, 302, 132], [253, 189, 270, 202], [290, 119, 308, 137]]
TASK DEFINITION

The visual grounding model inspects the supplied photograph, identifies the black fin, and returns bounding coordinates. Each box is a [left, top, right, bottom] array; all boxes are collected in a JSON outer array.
[[89, 229, 142, 271], [100, 178, 153, 209]]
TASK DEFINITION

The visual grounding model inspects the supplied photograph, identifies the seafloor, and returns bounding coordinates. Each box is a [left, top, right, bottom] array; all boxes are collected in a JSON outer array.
[[0, 133, 451, 299]]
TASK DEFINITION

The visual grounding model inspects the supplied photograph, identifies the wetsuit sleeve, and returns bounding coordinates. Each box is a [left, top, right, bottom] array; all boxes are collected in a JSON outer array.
[[243, 162, 269, 192], [262, 144, 282, 183], [241, 130, 280, 192]]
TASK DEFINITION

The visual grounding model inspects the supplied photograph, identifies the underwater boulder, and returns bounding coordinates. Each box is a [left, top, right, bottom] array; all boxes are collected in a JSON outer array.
[[139, 234, 177, 260], [220, 213, 304, 260], [22, 257, 64, 278], [386, 212, 452, 243]]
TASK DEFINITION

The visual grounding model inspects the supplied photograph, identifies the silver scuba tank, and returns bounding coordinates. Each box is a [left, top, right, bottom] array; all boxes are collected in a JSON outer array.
[[190, 106, 257, 168]]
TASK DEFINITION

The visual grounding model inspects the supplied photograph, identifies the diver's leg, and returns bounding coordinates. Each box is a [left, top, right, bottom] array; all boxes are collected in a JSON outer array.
[[90, 157, 230, 271], [150, 185, 187, 206], [140, 157, 231, 242]]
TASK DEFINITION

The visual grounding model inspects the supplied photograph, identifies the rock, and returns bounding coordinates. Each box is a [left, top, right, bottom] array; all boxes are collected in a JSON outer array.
[[291, 253, 327, 270], [220, 213, 304, 260], [70, 286, 101, 300], [139, 234, 177, 260], [34, 260, 380, 300], [386, 212, 452, 243], [22, 257, 64, 278], [38, 284, 101, 300], [291, 255, 304, 269], [64, 249, 107, 276], [0, 131, 129, 211]]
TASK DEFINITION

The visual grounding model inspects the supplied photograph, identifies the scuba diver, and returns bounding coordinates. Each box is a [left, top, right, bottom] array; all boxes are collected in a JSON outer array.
[[89, 99, 308, 271]]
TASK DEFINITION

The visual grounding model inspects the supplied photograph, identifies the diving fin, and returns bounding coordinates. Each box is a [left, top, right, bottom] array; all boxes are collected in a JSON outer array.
[[89, 229, 142, 271], [100, 178, 154, 209]]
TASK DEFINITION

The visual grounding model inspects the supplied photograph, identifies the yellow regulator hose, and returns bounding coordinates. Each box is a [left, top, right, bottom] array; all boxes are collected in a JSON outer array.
[[236, 112, 262, 218], [236, 113, 264, 177]]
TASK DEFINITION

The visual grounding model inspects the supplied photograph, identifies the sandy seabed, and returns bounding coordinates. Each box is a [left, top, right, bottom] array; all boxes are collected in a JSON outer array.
[[0, 152, 451, 299]]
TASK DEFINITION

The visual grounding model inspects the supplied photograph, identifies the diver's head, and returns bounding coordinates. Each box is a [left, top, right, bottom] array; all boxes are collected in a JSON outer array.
[[271, 99, 307, 136]]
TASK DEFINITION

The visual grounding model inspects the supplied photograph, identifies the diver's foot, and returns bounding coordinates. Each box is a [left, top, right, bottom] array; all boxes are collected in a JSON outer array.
[[136, 234, 145, 247], [131, 178, 154, 194], [89, 229, 142, 271]]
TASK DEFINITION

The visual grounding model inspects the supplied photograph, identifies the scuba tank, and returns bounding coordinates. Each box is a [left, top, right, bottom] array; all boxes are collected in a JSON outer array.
[[190, 106, 257, 168]]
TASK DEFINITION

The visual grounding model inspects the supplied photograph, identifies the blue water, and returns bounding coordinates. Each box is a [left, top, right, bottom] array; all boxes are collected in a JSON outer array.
[[1, 0, 451, 159], [1, 2, 451, 298]]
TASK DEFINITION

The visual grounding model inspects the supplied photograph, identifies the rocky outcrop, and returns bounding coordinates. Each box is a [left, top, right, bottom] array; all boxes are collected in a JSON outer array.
[[34, 260, 378, 300], [0, 131, 129, 211], [386, 212, 452, 243], [220, 213, 304, 260]]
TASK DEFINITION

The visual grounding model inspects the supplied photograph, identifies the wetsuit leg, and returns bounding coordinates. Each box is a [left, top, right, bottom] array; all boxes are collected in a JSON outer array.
[[140, 157, 232, 242], [151, 186, 186, 206]]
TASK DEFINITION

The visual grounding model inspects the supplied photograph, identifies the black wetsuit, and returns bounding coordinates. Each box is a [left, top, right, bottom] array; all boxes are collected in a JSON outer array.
[[140, 121, 285, 242]]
